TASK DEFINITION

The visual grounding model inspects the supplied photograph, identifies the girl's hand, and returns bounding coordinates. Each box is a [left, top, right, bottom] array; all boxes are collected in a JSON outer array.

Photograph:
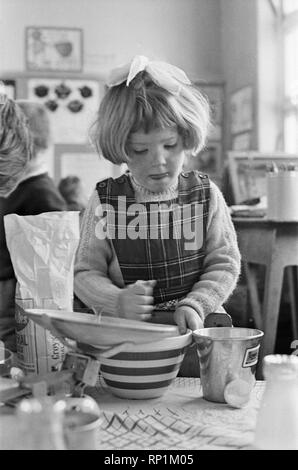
[[174, 306, 203, 334], [118, 280, 156, 320]]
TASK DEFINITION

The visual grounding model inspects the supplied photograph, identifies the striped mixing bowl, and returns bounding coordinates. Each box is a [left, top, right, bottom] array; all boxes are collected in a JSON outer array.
[[99, 330, 192, 399]]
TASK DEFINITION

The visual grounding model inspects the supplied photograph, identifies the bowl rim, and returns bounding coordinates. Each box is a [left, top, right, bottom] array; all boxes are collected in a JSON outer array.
[[25, 308, 180, 334], [99, 329, 193, 355], [193, 326, 264, 341]]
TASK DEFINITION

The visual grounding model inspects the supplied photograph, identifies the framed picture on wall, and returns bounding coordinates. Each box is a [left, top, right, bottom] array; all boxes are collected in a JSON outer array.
[[54, 144, 125, 198], [228, 151, 298, 204], [27, 77, 102, 144], [25, 27, 83, 72]]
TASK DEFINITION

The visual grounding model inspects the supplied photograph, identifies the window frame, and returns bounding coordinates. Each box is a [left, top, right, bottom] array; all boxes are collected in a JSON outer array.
[[281, 0, 298, 152]]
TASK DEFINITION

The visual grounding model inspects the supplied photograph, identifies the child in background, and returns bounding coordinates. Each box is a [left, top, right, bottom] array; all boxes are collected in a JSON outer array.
[[58, 175, 88, 212], [74, 55, 241, 335], [0, 98, 66, 350], [5, 100, 67, 213]]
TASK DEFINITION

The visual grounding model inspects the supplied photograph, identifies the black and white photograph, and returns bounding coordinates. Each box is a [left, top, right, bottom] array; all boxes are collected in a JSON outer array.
[[0, 0, 298, 455]]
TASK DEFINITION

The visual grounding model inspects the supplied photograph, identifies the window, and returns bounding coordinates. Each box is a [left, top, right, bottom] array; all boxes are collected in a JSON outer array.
[[283, 0, 298, 152]]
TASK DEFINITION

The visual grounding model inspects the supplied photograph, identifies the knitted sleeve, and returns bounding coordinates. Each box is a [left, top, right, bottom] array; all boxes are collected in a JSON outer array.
[[74, 190, 124, 315], [177, 180, 241, 320]]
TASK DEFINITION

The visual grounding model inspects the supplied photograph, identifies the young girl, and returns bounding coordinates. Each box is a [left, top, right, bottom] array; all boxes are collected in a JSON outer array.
[[74, 55, 241, 334]]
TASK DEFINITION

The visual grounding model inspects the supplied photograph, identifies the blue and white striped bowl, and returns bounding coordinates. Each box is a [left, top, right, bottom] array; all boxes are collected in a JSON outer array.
[[99, 331, 192, 399]]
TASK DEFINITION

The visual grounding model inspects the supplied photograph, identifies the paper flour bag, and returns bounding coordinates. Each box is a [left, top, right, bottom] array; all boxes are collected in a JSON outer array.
[[4, 211, 80, 375]]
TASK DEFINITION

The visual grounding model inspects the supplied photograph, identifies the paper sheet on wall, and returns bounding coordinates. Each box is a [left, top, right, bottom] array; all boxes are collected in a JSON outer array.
[[61, 152, 126, 198], [27, 78, 103, 144]]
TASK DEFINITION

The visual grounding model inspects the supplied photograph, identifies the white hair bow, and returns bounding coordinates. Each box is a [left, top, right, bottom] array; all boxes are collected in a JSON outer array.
[[107, 55, 191, 95]]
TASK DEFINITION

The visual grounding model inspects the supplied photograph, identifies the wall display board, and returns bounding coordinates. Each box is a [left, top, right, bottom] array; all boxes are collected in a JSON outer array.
[[27, 77, 102, 144], [55, 144, 126, 198]]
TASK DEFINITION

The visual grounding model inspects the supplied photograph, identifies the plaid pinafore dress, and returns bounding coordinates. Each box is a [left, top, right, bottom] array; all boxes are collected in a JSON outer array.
[[96, 170, 210, 310]]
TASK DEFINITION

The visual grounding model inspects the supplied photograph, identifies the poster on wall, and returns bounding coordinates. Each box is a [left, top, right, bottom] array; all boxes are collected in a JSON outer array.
[[27, 78, 102, 144], [26, 27, 83, 72], [56, 148, 125, 198]]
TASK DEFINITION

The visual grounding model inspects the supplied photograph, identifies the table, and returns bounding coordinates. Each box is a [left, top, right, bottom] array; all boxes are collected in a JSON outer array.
[[0, 378, 264, 450], [233, 218, 298, 372]]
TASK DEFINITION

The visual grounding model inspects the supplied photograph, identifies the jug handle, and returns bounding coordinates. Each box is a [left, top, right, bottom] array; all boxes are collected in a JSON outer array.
[[203, 312, 233, 328]]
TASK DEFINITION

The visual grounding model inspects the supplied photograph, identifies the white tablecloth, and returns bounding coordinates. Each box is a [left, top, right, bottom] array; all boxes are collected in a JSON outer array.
[[0, 377, 264, 450]]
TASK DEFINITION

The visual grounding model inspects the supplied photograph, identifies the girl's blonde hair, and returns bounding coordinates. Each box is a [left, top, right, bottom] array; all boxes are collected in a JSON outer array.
[[0, 98, 33, 195], [91, 71, 210, 164]]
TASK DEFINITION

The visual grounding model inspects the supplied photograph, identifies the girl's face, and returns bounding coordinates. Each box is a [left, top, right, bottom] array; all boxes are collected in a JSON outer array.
[[126, 127, 185, 193]]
